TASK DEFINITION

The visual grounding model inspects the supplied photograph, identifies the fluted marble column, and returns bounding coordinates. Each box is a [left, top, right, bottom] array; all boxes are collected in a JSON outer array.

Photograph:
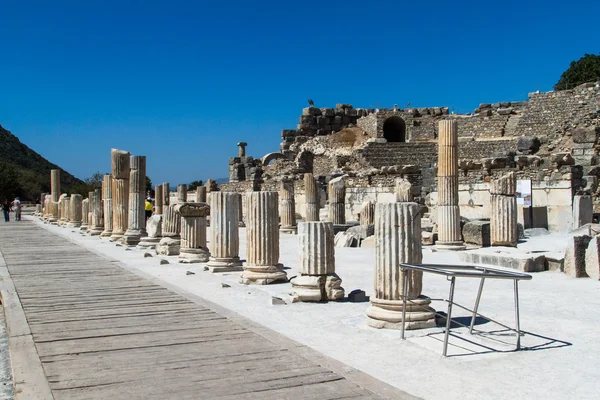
[[80, 199, 89, 231], [162, 182, 170, 206], [86, 192, 93, 233], [359, 200, 375, 227], [366, 202, 436, 330], [241, 192, 287, 285], [122, 156, 147, 245], [63, 197, 71, 226], [156, 205, 181, 255], [328, 176, 345, 225], [58, 194, 68, 225], [196, 186, 207, 203], [291, 221, 344, 302], [304, 173, 320, 222], [68, 194, 82, 227], [154, 185, 163, 215], [490, 172, 518, 247], [175, 203, 210, 263], [279, 180, 297, 234], [436, 120, 465, 250], [48, 169, 60, 223], [89, 189, 104, 236], [101, 174, 114, 237], [110, 149, 130, 241], [207, 192, 243, 272]]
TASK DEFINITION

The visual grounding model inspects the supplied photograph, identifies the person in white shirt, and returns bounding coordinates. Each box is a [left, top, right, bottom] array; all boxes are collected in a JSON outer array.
[[12, 197, 21, 221]]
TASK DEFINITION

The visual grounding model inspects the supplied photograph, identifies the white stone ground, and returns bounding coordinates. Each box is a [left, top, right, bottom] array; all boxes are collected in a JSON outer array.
[[30, 216, 600, 400], [0, 304, 15, 400]]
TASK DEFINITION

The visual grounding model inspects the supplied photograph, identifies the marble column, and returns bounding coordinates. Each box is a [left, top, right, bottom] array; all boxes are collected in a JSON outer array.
[[58, 194, 68, 225], [80, 198, 89, 231], [63, 196, 71, 226], [366, 202, 436, 330], [328, 176, 345, 225], [122, 156, 147, 245], [304, 173, 320, 222], [359, 200, 375, 227], [196, 186, 207, 203], [162, 182, 170, 206], [237, 142, 247, 157], [291, 221, 344, 302], [101, 174, 114, 237], [241, 192, 287, 285], [207, 192, 243, 272], [176, 203, 210, 263], [48, 169, 60, 223], [279, 180, 297, 234], [90, 189, 104, 236], [436, 120, 465, 250], [490, 172, 518, 247], [177, 184, 187, 204], [137, 214, 163, 250], [110, 149, 130, 241], [154, 184, 164, 215], [86, 192, 93, 234], [156, 205, 181, 255], [68, 194, 82, 227]]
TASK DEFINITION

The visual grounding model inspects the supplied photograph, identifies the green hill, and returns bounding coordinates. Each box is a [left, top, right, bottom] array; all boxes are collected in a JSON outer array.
[[0, 124, 85, 202]]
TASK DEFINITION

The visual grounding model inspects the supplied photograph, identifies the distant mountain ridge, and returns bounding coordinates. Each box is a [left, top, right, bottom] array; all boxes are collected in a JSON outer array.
[[0, 124, 84, 201]]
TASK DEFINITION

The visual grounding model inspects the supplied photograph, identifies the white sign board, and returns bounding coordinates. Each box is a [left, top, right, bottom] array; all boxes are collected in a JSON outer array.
[[516, 179, 532, 207]]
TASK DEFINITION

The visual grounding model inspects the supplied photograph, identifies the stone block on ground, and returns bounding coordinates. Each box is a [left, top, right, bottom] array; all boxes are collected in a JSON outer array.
[[334, 231, 359, 247], [346, 224, 374, 239], [585, 236, 600, 280], [564, 235, 592, 278], [459, 249, 546, 272], [462, 221, 490, 247], [156, 237, 181, 256]]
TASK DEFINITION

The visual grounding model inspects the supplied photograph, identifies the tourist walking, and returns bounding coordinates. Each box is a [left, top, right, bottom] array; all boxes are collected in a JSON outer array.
[[12, 197, 22, 221], [2, 200, 11, 222], [145, 197, 153, 221]]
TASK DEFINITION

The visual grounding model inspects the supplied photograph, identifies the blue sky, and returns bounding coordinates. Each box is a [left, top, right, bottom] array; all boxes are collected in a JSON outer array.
[[1, 0, 598, 185]]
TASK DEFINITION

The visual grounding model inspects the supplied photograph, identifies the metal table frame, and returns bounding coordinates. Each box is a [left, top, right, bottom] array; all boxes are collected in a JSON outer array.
[[399, 263, 532, 357]]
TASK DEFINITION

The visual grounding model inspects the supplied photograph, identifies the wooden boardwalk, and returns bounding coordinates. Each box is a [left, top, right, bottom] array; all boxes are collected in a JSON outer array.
[[0, 219, 407, 400]]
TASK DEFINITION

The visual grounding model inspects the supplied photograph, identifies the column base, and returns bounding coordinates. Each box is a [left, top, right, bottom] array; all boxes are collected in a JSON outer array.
[[121, 229, 146, 246], [280, 226, 297, 234], [240, 264, 287, 285], [366, 296, 436, 330], [66, 222, 81, 228], [100, 230, 113, 238], [206, 257, 243, 273], [89, 228, 104, 236], [179, 248, 210, 263], [290, 273, 344, 302], [156, 237, 181, 256], [435, 241, 466, 251], [79, 224, 88, 231], [137, 237, 161, 250]]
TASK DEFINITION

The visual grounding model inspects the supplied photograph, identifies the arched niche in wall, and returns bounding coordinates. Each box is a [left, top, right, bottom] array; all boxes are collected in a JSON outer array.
[[383, 116, 406, 142], [295, 150, 314, 173], [262, 152, 286, 166]]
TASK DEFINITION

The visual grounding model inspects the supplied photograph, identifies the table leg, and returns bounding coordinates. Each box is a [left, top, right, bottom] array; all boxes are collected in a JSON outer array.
[[401, 267, 408, 340], [469, 277, 486, 334], [443, 276, 456, 357], [514, 279, 521, 350]]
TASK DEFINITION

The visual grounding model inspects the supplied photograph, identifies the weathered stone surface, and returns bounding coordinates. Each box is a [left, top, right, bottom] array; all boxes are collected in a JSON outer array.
[[359, 201, 374, 227], [110, 149, 130, 241], [462, 220, 490, 247], [327, 176, 345, 225], [395, 178, 413, 202], [572, 126, 599, 144], [334, 231, 359, 247], [207, 192, 243, 273], [525, 228, 550, 237], [89, 189, 104, 236], [573, 195, 593, 229], [156, 237, 181, 256], [564, 235, 592, 278], [304, 173, 320, 222], [366, 202, 435, 330], [137, 214, 162, 249], [177, 184, 188, 203], [80, 199, 89, 231], [279, 180, 296, 233], [347, 224, 374, 239], [517, 136, 541, 154], [173, 202, 210, 218], [460, 250, 546, 272], [67, 194, 82, 228], [179, 211, 210, 263], [122, 155, 147, 245], [154, 184, 163, 215], [585, 236, 600, 280], [101, 174, 113, 237], [241, 192, 287, 285], [490, 171, 516, 195]]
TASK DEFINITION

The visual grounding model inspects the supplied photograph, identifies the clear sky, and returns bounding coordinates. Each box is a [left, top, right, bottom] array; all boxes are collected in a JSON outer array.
[[1, 0, 598, 185]]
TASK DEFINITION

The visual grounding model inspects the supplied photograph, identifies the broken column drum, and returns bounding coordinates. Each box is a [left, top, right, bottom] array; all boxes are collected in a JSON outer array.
[[207, 192, 243, 272], [490, 172, 518, 247], [573, 194, 593, 229], [58, 194, 68, 225], [61, 196, 71, 226], [366, 202, 436, 330], [176, 203, 210, 263], [80, 199, 89, 231], [68, 194, 82, 227], [328, 176, 345, 225], [101, 174, 114, 237], [155, 205, 182, 256], [396, 178, 414, 202], [122, 155, 147, 245], [177, 184, 187, 204], [436, 120, 465, 250], [304, 173, 320, 222], [291, 221, 344, 302], [359, 201, 375, 227], [89, 189, 104, 236], [279, 180, 297, 234], [154, 184, 163, 215], [162, 182, 170, 207], [241, 192, 287, 285], [110, 149, 130, 241], [196, 186, 207, 203]]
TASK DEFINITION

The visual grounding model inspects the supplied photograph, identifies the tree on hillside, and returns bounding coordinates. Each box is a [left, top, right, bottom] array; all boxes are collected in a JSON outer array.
[[146, 176, 152, 195], [188, 180, 203, 191], [554, 53, 600, 90], [84, 171, 105, 190], [0, 162, 21, 201]]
